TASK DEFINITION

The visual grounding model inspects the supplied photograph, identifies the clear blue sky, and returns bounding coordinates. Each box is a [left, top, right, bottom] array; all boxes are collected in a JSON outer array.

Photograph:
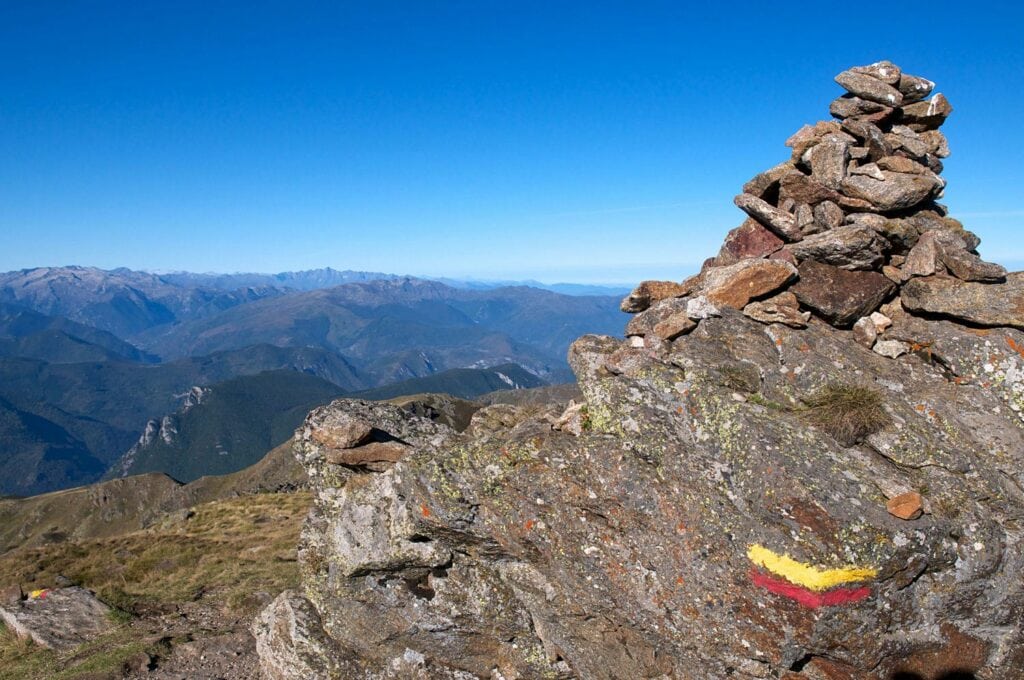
[[2, 1, 1022, 283]]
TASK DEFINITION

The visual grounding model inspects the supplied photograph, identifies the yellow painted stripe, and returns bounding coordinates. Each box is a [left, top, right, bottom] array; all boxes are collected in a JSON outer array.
[[747, 544, 877, 592]]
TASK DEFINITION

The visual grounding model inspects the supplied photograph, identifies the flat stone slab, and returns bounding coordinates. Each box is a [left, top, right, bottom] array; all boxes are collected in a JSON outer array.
[[0, 586, 112, 651]]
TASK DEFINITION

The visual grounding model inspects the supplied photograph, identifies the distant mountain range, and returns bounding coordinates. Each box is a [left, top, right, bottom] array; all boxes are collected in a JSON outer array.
[[0, 265, 627, 496]]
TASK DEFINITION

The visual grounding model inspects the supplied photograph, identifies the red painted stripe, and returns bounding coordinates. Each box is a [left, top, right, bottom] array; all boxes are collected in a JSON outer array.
[[749, 569, 871, 608]]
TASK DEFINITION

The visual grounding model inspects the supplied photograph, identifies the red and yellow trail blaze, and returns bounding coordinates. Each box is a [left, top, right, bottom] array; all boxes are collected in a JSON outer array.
[[746, 544, 876, 608]]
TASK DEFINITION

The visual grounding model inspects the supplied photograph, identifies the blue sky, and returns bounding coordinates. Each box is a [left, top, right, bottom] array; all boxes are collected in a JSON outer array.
[[2, 1, 1022, 283]]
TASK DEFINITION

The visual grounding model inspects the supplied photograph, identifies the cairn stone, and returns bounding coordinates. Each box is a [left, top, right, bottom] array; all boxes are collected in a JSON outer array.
[[613, 60, 1010, 352]]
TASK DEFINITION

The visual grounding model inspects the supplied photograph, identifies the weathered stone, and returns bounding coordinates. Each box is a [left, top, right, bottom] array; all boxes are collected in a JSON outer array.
[[0, 584, 22, 606], [324, 441, 411, 467], [812, 200, 843, 231], [620, 280, 690, 313], [742, 161, 794, 200], [0, 587, 112, 651], [900, 93, 953, 131], [876, 155, 932, 175], [897, 73, 935, 103], [883, 265, 903, 284], [830, 95, 893, 122], [625, 296, 689, 337], [886, 125, 931, 158], [789, 224, 888, 270], [717, 218, 784, 262], [778, 172, 837, 205], [870, 311, 893, 332], [902, 231, 942, 280], [310, 414, 373, 450], [887, 491, 924, 520], [941, 248, 1007, 283], [784, 121, 844, 149], [553, 401, 586, 436], [850, 162, 885, 180], [841, 170, 941, 212], [795, 203, 816, 234], [901, 274, 1024, 329], [923, 153, 945, 174], [835, 69, 904, 106], [733, 193, 801, 241], [701, 259, 798, 310], [874, 218, 919, 253], [904, 230, 1005, 283], [809, 138, 849, 189], [873, 338, 911, 359], [791, 260, 895, 326], [686, 295, 721, 320], [769, 247, 798, 266], [252, 591, 348, 680], [653, 312, 698, 340], [844, 212, 888, 229], [849, 146, 870, 160], [852, 316, 878, 347], [919, 130, 950, 158], [851, 60, 902, 85], [840, 119, 893, 161], [743, 291, 810, 328]]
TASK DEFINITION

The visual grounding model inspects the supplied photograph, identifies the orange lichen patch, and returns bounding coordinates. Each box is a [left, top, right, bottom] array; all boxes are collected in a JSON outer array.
[[675, 576, 685, 586], [915, 404, 926, 412], [1007, 336, 1024, 358], [524, 519, 535, 531], [799, 343, 811, 352], [420, 504, 431, 517], [775, 338, 783, 347]]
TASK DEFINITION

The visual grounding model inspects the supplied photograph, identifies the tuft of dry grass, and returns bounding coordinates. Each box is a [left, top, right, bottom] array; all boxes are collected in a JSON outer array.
[[801, 383, 890, 446]]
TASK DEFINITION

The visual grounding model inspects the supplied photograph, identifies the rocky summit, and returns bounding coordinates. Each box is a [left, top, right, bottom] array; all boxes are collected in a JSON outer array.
[[254, 63, 1024, 679]]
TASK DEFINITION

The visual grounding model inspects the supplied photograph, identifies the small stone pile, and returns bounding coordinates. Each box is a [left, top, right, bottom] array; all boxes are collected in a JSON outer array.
[[622, 60, 1021, 357]]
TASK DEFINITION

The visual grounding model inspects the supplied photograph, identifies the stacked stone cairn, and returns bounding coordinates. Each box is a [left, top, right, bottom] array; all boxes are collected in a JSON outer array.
[[622, 61, 1020, 357]]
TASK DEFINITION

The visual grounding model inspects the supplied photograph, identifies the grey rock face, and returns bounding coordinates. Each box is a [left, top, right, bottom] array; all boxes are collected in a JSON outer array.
[[835, 69, 904, 106], [0, 587, 112, 651], [788, 224, 888, 270], [902, 274, 1024, 329], [840, 170, 941, 212], [733, 193, 801, 241]]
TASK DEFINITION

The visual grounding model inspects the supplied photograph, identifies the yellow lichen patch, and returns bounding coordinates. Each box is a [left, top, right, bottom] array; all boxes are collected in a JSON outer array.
[[746, 544, 877, 591]]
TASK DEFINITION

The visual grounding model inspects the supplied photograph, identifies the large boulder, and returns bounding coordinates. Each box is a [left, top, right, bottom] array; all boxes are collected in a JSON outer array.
[[901, 274, 1024, 329], [699, 259, 798, 310], [840, 170, 941, 212], [788, 224, 889, 270], [790, 260, 895, 326], [0, 587, 112, 651]]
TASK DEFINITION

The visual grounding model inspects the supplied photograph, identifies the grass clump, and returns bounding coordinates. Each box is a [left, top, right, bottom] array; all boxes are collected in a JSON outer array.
[[802, 383, 890, 446]]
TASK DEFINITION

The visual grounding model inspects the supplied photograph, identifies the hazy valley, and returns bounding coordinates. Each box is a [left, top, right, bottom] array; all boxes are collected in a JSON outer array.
[[0, 266, 626, 497]]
